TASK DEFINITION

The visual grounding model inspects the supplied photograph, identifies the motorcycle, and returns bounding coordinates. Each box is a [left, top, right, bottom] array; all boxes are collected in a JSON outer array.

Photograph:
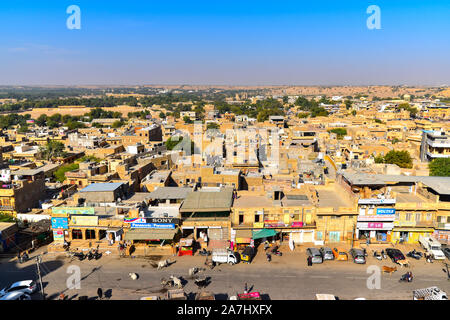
[[271, 246, 283, 256], [406, 249, 422, 260], [73, 252, 86, 261], [381, 250, 387, 260], [266, 253, 272, 262], [373, 250, 382, 260], [399, 272, 413, 283], [18, 253, 29, 264], [63, 241, 71, 251], [87, 250, 94, 261], [93, 245, 102, 260], [198, 248, 211, 256]]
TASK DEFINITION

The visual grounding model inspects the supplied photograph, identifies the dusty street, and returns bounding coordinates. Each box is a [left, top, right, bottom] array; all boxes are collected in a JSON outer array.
[[1, 243, 449, 300]]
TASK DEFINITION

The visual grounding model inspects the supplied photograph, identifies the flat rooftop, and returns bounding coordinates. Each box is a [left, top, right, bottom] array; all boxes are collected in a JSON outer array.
[[317, 190, 352, 208]]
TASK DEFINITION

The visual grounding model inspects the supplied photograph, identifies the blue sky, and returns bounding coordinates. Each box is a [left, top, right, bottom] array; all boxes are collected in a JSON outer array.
[[0, 1, 449, 85]]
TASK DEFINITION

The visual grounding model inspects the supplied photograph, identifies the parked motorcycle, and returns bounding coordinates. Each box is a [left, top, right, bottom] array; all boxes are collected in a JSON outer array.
[[73, 252, 86, 261], [87, 250, 94, 261], [399, 272, 413, 283], [271, 246, 283, 256], [373, 250, 382, 260], [19, 253, 29, 264], [198, 248, 211, 256], [381, 250, 387, 259], [406, 249, 422, 260], [63, 241, 71, 251]]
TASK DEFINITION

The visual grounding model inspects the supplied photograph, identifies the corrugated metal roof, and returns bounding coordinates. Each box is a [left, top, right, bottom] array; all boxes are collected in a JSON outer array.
[[80, 182, 124, 193]]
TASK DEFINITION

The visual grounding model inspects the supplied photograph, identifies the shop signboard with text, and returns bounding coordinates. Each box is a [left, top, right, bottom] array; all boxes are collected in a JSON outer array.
[[130, 223, 175, 229], [376, 208, 396, 215]]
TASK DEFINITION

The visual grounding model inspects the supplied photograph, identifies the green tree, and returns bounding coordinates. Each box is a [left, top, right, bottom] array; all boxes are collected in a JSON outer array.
[[206, 122, 220, 130], [374, 155, 385, 163], [183, 116, 193, 124], [327, 128, 347, 139], [159, 112, 166, 119], [383, 150, 413, 168], [112, 120, 124, 128], [429, 158, 450, 176], [40, 140, 66, 160], [344, 100, 352, 110]]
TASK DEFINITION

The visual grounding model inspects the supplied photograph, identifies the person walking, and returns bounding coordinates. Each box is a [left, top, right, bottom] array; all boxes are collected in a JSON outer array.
[[97, 288, 103, 300], [307, 255, 312, 266]]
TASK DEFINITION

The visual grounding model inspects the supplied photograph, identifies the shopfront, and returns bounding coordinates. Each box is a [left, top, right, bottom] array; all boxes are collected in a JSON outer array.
[[356, 207, 395, 242]]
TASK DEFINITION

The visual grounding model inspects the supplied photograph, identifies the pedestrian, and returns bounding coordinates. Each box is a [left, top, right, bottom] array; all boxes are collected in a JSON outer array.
[[307, 255, 312, 266], [97, 288, 103, 300]]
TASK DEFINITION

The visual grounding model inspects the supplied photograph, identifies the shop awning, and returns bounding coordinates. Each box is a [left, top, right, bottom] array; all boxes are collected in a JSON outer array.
[[124, 229, 177, 241], [252, 229, 278, 240]]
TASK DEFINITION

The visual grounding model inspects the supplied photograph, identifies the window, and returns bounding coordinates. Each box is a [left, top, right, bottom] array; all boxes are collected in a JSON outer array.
[[239, 215, 244, 225], [85, 229, 96, 240], [426, 213, 432, 221], [405, 213, 412, 221], [254, 215, 260, 223], [415, 213, 421, 222], [395, 211, 400, 220], [72, 229, 83, 240]]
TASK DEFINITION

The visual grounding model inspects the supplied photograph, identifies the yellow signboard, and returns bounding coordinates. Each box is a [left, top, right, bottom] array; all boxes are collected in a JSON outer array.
[[70, 215, 98, 226], [253, 222, 264, 228]]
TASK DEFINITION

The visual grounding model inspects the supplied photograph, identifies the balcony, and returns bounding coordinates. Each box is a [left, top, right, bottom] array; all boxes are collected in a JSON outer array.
[[0, 206, 14, 211]]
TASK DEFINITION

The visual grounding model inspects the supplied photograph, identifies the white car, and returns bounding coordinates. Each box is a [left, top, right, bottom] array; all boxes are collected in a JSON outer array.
[[0, 291, 31, 300], [0, 280, 37, 297]]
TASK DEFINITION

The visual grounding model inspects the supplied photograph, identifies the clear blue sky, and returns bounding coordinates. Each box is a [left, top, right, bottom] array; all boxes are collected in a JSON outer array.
[[0, 1, 449, 85]]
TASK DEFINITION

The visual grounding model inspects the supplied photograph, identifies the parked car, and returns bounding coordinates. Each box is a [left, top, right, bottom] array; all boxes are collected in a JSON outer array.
[[332, 248, 348, 261], [320, 247, 334, 260], [0, 292, 31, 300], [349, 248, 366, 264], [419, 236, 446, 260], [0, 280, 37, 297], [443, 247, 450, 260], [306, 248, 323, 264], [386, 248, 406, 264]]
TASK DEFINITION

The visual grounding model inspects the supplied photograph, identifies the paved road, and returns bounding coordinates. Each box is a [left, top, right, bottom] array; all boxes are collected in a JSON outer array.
[[2, 246, 449, 300]]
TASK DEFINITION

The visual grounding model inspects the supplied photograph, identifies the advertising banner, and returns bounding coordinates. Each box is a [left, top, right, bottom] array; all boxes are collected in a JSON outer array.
[[130, 223, 175, 229], [377, 208, 396, 215], [52, 207, 95, 215], [70, 215, 98, 226], [51, 217, 68, 229], [53, 229, 64, 242]]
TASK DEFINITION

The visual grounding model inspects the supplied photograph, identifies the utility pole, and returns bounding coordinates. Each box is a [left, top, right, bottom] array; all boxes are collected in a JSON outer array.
[[36, 255, 45, 300]]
